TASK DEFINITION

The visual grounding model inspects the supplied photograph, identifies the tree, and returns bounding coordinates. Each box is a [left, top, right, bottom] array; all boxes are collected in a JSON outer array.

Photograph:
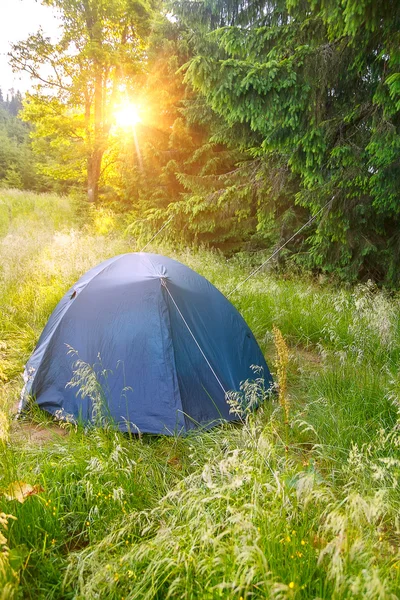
[[0, 91, 39, 190], [10, 0, 157, 202], [120, 14, 270, 250], [170, 0, 400, 282]]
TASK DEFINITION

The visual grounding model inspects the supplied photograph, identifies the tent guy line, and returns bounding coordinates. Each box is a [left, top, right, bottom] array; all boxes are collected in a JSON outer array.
[[227, 196, 335, 297], [140, 216, 174, 252]]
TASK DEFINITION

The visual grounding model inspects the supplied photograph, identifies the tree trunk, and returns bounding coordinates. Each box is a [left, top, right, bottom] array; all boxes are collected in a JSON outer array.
[[90, 67, 103, 204], [85, 1, 105, 204], [87, 149, 103, 203]]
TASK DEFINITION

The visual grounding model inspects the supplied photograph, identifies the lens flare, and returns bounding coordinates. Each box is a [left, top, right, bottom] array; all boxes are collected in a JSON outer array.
[[114, 103, 142, 128]]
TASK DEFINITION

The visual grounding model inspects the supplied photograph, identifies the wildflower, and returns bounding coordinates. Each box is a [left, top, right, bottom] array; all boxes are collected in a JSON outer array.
[[273, 325, 290, 424], [288, 582, 295, 589], [286, 536, 291, 543], [300, 540, 306, 546], [291, 530, 296, 535], [86, 521, 90, 526]]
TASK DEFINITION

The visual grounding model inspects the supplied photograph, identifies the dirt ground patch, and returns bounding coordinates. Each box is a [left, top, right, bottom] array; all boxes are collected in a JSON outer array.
[[291, 345, 322, 365], [11, 420, 69, 445]]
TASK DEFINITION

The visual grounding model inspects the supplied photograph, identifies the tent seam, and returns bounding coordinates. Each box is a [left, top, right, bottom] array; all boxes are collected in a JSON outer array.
[[160, 280, 186, 432]]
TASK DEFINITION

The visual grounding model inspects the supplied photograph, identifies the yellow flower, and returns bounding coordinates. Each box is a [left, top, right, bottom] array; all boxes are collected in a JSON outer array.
[[288, 581, 295, 589], [291, 530, 296, 535], [286, 536, 291, 543], [300, 539, 306, 546], [86, 521, 90, 526], [273, 325, 290, 423]]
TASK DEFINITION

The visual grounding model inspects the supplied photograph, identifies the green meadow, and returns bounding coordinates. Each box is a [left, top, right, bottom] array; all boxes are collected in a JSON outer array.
[[1, 191, 399, 599]]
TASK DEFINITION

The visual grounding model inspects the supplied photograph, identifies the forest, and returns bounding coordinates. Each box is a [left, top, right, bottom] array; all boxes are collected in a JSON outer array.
[[2, 0, 400, 284], [1, 0, 400, 598]]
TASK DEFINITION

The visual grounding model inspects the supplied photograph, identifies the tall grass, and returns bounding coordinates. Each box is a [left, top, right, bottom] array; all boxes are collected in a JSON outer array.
[[0, 190, 399, 599]]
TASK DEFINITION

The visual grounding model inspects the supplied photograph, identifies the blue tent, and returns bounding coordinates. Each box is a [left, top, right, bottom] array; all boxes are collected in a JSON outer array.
[[20, 253, 272, 434]]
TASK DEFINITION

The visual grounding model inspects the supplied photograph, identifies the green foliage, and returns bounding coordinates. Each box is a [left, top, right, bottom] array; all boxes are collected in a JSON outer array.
[[165, 0, 400, 283], [0, 91, 39, 191], [119, 16, 266, 250]]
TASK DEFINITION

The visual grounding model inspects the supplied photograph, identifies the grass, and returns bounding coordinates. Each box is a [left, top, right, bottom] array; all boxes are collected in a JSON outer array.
[[1, 189, 400, 599]]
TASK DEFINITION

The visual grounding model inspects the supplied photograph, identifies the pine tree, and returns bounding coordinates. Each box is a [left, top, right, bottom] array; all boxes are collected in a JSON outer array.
[[0, 91, 39, 190], [121, 13, 275, 249], [170, 0, 400, 282]]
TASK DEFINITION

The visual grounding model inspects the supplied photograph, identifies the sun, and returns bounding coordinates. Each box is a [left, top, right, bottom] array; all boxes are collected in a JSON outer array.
[[114, 103, 142, 128]]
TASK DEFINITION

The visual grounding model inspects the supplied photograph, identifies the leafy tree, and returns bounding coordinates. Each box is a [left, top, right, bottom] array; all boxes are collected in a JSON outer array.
[[10, 0, 157, 202]]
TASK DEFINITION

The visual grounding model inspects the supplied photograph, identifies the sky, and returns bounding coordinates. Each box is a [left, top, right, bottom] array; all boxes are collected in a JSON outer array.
[[0, 0, 60, 94]]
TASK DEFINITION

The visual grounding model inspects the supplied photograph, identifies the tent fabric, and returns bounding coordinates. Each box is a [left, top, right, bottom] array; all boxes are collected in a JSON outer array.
[[20, 253, 273, 434]]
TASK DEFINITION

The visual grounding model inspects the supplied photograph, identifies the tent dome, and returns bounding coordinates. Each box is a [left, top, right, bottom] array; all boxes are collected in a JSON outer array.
[[20, 253, 272, 434]]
